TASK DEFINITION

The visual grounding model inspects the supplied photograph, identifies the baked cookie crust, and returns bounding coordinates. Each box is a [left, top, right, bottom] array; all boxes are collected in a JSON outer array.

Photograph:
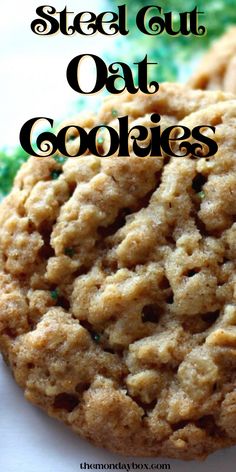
[[0, 85, 236, 459]]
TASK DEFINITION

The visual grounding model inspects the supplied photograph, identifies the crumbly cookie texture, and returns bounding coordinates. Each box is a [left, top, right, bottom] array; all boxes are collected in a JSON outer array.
[[0, 85, 236, 460], [189, 27, 236, 94], [60, 82, 233, 158]]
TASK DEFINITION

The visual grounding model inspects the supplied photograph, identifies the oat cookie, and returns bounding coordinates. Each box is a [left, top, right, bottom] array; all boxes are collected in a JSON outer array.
[[189, 27, 236, 94], [61, 82, 233, 157], [0, 85, 236, 460]]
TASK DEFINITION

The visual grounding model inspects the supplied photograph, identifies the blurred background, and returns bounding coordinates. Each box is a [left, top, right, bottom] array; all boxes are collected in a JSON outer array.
[[1, 0, 236, 197]]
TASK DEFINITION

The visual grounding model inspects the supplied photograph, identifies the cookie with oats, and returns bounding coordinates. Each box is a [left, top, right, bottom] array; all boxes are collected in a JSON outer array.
[[61, 82, 233, 157], [189, 27, 236, 94], [0, 85, 236, 460]]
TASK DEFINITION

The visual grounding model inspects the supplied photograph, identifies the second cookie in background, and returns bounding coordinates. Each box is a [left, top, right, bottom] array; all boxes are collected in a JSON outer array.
[[189, 27, 236, 94]]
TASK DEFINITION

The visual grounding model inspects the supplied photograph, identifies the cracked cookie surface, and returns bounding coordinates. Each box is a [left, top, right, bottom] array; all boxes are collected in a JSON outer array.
[[0, 84, 236, 459]]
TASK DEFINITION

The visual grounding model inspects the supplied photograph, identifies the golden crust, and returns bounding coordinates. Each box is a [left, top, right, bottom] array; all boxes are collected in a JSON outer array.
[[0, 84, 236, 459]]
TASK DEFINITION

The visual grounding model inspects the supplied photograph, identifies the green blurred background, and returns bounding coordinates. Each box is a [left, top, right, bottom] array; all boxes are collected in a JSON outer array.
[[113, 0, 236, 81], [1, 0, 236, 198]]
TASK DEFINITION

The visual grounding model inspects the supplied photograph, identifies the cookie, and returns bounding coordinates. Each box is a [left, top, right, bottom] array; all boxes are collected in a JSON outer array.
[[189, 27, 236, 94], [61, 82, 233, 157], [0, 84, 236, 460]]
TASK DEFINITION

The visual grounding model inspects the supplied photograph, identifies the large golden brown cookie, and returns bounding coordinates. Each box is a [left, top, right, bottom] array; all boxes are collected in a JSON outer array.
[[0, 85, 236, 460], [189, 28, 236, 94]]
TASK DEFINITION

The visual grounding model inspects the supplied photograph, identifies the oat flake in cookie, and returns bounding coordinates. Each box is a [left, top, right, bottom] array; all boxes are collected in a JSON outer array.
[[0, 84, 236, 460]]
